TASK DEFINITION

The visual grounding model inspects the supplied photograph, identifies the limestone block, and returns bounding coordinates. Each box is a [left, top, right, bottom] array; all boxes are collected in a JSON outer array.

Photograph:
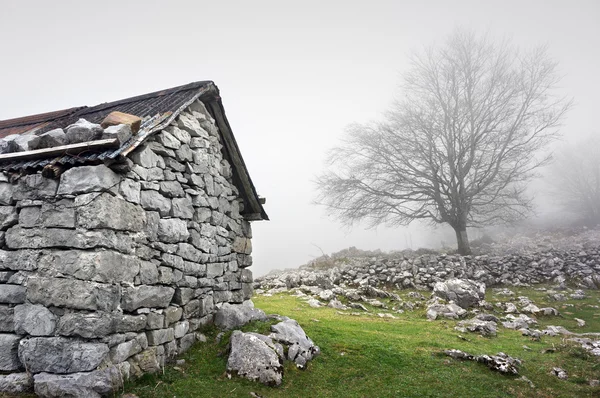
[[146, 312, 165, 330], [177, 113, 203, 136], [76, 193, 146, 232], [121, 285, 175, 311], [14, 304, 57, 336], [174, 320, 189, 339], [115, 314, 147, 333], [161, 253, 184, 270], [29, 128, 66, 149], [171, 197, 194, 219], [0, 183, 14, 205], [173, 288, 194, 306], [57, 164, 119, 195], [131, 146, 165, 169], [0, 284, 26, 304], [177, 243, 202, 262], [20, 199, 76, 229], [0, 206, 17, 230], [33, 364, 126, 397], [65, 118, 103, 144], [5, 226, 134, 254], [157, 218, 190, 243], [0, 372, 33, 395], [39, 250, 140, 284], [1, 249, 39, 271], [146, 328, 175, 346], [0, 306, 14, 332], [214, 290, 233, 303], [227, 331, 283, 386], [56, 312, 115, 338], [19, 337, 108, 374], [140, 190, 171, 216], [164, 306, 183, 325], [110, 338, 142, 364], [233, 237, 252, 255], [132, 347, 161, 373], [139, 261, 159, 285], [13, 174, 58, 200], [27, 277, 121, 311], [119, 179, 141, 203], [159, 180, 185, 198], [207, 263, 225, 278], [156, 130, 181, 150], [175, 144, 194, 162], [101, 124, 133, 145], [0, 333, 21, 371]]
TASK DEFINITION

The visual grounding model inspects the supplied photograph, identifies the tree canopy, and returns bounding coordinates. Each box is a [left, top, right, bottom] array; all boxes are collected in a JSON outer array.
[[316, 30, 571, 254]]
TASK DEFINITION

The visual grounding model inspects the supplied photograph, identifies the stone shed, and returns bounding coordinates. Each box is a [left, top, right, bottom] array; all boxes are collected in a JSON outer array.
[[0, 81, 268, 396]]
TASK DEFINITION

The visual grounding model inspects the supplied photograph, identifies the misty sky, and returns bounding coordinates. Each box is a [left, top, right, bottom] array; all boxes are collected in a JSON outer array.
[[1, 0, 599, 276]]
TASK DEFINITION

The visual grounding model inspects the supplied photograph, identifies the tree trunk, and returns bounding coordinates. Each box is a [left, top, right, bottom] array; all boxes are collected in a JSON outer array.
[[454, 227, 472, 255]]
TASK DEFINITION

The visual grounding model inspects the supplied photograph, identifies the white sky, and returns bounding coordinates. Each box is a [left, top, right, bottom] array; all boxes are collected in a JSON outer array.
[[1, 0, 598, 275]]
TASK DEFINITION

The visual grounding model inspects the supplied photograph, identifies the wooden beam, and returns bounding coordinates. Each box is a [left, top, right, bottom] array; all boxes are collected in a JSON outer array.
[[0, 138, 120, 162]]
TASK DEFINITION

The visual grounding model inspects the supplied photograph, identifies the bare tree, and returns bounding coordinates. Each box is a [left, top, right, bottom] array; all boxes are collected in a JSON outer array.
[[316, 30, 571, 255], [548, 135, 600, 226]]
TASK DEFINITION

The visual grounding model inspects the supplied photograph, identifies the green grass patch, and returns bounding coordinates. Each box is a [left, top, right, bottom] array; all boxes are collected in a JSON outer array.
[[123, 286, 600, 397]]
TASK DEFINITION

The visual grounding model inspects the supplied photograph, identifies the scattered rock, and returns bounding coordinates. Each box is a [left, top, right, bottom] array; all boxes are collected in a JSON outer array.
[[433, 279, 485, 309], [227, 331, 283, 386], [426, 302, 467, 320], [443, 349, 521, 374], [270, 319, 320, 369], [455, 318, 497, 337], [551, 367, 568, 380]]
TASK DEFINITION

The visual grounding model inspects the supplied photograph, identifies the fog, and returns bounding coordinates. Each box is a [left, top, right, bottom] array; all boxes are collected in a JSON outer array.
[[0, 0, 598, 276]]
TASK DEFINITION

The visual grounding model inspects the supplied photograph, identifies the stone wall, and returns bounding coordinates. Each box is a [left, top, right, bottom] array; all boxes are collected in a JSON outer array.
[[256, 248, 600, 292], [0, 100, 255, 396]]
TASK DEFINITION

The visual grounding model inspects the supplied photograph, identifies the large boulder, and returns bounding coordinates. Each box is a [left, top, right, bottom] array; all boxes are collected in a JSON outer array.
[[18, 337, 108, 373], [33, 364, 128, 398], [214, 302, 267, 330], [269, 319, 320, 369], [227, 331, 283, 386], [433, 278, 485, 309]]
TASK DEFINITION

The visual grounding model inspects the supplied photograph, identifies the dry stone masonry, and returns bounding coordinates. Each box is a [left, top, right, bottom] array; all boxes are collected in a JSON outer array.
[[0, 95, 262, 396]]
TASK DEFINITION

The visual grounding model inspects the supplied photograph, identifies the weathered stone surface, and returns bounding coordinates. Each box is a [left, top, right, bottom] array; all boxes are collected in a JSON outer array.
[[174, 320, 189, 338], [0, 372, 33, 394], [119, 179, 141, 204], [146, 328, 175, 346], [5, 227, 133, 253], [157, 218, 189, 243], [132, 348, 161, 373], [102, 124, 132, 145], [140, 190, 171, 216], [227, 331, 283, 386], [110, 339, 142, 363], [0, 206, 18, 230], [233, 237, 252, 254], [13, 174, 58, 200], [159, 180, 185, 198], [0, 333, 22, 371], [455, 318, 497, 336], [76, 193, 146, 232], [270, 319, 320, 369], [146, 312, 164, 329], [30, 128, 67, 149], [178, 333, 196, 353], [65, 118, 103, 144], [0, 284, 26, 304], [171, 197, 194, 219], [131, 146, 165, 169], [165, 306, 183, 325], [139, 261, 159, 285], [0, 182, 14, 205], [433, 279, 485, 309], [19, 337, 108, 374], [121, 286, 175, 311], [14, 304, 57, 336], [115, 314, 147, 333], [0, 249, 39, 271], [156, 130, 181, 149], [56, 312, 114, 338], [27, 277, 121, 311], [214, 303, 267, 330], [0, 306, 14, 332], [39, 249, 140, 283], [58, 164, 120, 195], [33, 365, 126, 398], [426, 302, 467, 320]]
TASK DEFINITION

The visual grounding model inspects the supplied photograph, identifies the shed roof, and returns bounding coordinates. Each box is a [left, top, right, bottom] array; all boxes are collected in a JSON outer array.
[[0, 81, 268, 220]]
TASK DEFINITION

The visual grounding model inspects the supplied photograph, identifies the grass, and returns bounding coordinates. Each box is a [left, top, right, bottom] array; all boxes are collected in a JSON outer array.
[[123, 286, 600, 398]]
